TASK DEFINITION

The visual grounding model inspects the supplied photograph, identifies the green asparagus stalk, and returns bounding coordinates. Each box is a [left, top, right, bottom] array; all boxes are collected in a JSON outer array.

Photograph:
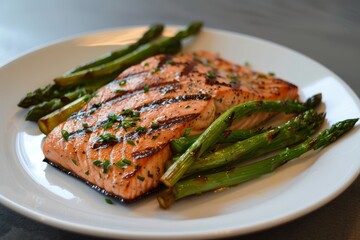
[[185, 109, 324, 176], [18, 24, 165, 108], [25, 88, 87, 121], [24, 72, 119, 121], [18, 84, 68, 108], [157, 118, 358, 209], [161, 94, 322, 187], [170, 128, 265, 154], [66, 24, 164, 74], [54, 22, 203, 88], [38, 94, 93, 134]]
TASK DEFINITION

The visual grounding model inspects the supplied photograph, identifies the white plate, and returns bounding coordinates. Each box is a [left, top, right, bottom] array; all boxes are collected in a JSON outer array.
[[0, 26, 359, 239]]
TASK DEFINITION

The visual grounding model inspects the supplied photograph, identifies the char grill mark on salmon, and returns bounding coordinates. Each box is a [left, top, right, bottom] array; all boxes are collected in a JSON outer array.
[[42, 51, 298, 201]]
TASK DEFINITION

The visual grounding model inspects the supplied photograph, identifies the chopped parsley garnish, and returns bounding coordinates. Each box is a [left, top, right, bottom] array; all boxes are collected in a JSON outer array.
[[207, 71, 216, 79], [102, 160, 111, 173], [121, 119, 136, 130], [185, 105, 190, 109], [85, 170, 89, 175], [61, 129, 70, 141], [151, 135, 158, 140], [143, 62, 149, 67], [153, 66, 160, 73], [227, 74, 238, 84], [108, 113, 120, 122], [166, 60, 175, 65], [150, 121, 160, 128], [184, 128, 191, 136], [257, 74, 267, 79], [82, 122, 89, 128], [93, 160, 103, 167], [105, 198, 113, 204], [136, 126, 147, 133], [93, 160, 111, 173], [121, 109, 133, 116], [115, 158, 131, 168], [143, 85, 150, 93], [119, 79, 127, 85], [88, 108, 96, 115], [268, 72, 276, 76], [137, 175, 145, 181], [71, 159, 77, 165], [126, 139, 136, 145], [132, 116, 141, 121], [115, 89, 126, 94], [103, 121, 113, 130], [97, 133, 117, 144]]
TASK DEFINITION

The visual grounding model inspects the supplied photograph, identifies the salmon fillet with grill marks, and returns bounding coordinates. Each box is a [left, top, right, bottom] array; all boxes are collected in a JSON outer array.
[[42, 51, 298, 201]]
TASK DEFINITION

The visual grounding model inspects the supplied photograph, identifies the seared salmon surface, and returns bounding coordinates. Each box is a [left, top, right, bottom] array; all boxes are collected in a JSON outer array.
[[42, 51, 298, 201]]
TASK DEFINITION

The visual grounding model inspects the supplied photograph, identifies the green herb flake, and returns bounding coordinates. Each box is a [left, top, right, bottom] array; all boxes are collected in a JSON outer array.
[[206, 71, 216, 79], [150, 121, 160, 128], [98, 133, 117, 143], [121, 119, 136, 130], [151, 135, 158, 140], [115, 159, 132, 169], [132, 116, 141, 121], [257, 74, 267, 79], [102, 160, 111, 173], [136, 126, 147, 133], [103, 121, 113, 130], [227, 74, 238, 84], [61, 129, 70, 141], [244, 61, 251, 67], [143, 62, 149, 67], [153, 67, 160, 73], [105, 198, 113, 204], [268, 72, 276, 76], [115, 89, 126, 94], [137, 175, 145, 181], [71, 159, 77, 165], [85, 170, 89, 175], [121, 109, 133, 116], [88, 109, 96, 115], [108, 113, 120, 122], [82, 122, 89, 128], [93, 160, 103, 167], [126, 139, 136, 146], [119, 80, 127, 85], [143, 85, 150, 93], [184, 128, 192, 137], [185, 105, 190, 109], [166, 60, 175, 65]]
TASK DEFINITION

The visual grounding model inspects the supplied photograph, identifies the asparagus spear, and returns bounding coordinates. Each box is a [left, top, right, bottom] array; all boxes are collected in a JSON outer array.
[[157, 118, 358, 209], [66, 24, 164, 74], [38, 94, 93, 134], [25, 88, 87, 121], [18, 24, 165, 108], [170, 128, 265, 154], [185, 109, 324, 176], [24, 72, 119, 121], [54, 22, 203, 88], [161, 94, 322, 187]]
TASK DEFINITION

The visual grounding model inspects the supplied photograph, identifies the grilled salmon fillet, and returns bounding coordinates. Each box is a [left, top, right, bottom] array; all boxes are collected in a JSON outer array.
[[42, 51, 298, 201]]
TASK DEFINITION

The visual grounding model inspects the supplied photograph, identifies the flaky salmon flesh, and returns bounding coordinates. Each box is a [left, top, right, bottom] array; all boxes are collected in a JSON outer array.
[[42, 51, 298, 201]]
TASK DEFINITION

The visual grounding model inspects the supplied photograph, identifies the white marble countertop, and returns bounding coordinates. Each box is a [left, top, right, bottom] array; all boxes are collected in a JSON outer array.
[[1, 0, 359, 239]]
